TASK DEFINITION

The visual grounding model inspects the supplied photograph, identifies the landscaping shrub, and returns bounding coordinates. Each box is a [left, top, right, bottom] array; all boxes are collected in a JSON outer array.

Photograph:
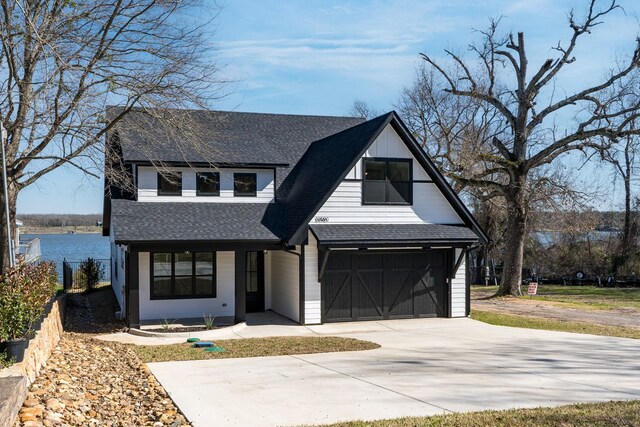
[[75, 258, 105, 291], [0, 262, 57, 342]]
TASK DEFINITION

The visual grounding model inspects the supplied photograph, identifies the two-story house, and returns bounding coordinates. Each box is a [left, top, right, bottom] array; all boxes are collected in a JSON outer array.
[[103, 108, 487, 329]]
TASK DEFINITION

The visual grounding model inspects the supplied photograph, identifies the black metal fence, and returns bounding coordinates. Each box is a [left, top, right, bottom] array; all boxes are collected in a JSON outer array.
[[470, 265, 640, 288], [62, 258, 110, 292]]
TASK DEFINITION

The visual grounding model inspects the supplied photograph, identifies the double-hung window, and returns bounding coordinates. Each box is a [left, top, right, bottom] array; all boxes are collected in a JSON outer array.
[[363, 158, 412, 205], [151, 252, 216, 299]]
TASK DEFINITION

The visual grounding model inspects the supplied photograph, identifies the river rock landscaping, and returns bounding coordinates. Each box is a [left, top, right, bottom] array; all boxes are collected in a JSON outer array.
[[13, 287, 191, 427]]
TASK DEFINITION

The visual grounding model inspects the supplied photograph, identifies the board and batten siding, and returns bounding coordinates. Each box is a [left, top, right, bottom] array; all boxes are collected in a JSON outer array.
[[316, 124, 462, 225], [270, 250, 300, 322], [450, 248, 466, 318], [137, 166, 274, 203], [111, 243, 126, 312], [304, 232, 322, 324], [344, 124, 431, 181], [137, 251, 235, 321], [108, 220, 126, 313]]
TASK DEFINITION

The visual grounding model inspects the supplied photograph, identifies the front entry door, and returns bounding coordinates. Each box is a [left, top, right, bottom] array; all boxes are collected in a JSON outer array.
[[245, 251, 265, 313]]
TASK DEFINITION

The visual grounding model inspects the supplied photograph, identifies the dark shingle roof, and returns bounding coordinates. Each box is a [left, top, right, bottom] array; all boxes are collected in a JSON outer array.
[[110, 199, 285, 242], [282, 113, 394, 243], [105, 108, 488, 245], [107, 107, 363, 187], [310, 224, 479, 246]]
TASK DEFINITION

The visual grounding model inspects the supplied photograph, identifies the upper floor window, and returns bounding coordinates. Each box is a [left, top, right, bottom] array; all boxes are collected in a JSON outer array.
[[157, 171, 182, 196], [196, 172, 220, 196], [151, 251, 216, 300], [234, 173, 257, 197], [363, 158, 412, 205]]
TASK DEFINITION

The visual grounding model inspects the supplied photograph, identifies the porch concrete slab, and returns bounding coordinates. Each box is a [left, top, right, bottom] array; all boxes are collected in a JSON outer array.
[[148, 319, 640, 426]]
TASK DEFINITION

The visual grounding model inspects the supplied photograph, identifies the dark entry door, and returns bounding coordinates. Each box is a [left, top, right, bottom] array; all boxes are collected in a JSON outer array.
[[245, 251, 264, 313], [322, 250, 447, 322]]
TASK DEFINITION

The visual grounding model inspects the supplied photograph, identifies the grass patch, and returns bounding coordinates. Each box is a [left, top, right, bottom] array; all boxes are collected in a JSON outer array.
[[472, 285, 640, 311], [471, 309, 640, 339], [315, 399, 640, 426], [132, 336, 380, 363]]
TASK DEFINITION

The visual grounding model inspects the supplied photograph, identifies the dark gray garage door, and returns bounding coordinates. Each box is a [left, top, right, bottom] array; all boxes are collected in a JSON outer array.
[[322, 250, 448, 322]]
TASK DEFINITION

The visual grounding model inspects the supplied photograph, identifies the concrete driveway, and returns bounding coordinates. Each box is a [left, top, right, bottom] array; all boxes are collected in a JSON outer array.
[[148, 318, 640, 426]]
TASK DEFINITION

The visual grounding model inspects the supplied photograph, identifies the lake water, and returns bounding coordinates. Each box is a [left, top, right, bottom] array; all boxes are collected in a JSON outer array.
[[22, 233, 110, 280]]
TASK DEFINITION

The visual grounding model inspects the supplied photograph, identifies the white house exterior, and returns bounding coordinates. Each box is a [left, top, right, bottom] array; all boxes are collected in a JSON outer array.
[[103, 109, 486, 328]]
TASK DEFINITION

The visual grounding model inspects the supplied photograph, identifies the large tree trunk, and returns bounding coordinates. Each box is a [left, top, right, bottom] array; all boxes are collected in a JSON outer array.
[[0, 182, 18, 274], [496, 184, 528, 296]]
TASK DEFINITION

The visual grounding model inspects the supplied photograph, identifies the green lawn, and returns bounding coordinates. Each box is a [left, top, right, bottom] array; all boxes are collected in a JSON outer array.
[[313, 400, 640, 427], [131, 336, 380, 363], [473, 284, 640, 311], [471, 310, 640, 339]]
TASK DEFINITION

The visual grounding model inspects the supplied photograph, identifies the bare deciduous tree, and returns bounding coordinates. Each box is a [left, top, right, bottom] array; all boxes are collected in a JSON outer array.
[[0, 0, 224, 272], [597, 76, 640, 272], [349, 99, 379, 120], [413, 0, 640, 295]]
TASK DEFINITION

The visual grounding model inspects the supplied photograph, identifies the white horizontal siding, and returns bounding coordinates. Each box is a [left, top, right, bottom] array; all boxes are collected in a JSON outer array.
[[450, 249, 466, 318], [304, 232, 322, 324], [315, 182, 462, 224], [138, 252, 235, 321], [137, 166, 274, 203], [270, 250, 300, 323]]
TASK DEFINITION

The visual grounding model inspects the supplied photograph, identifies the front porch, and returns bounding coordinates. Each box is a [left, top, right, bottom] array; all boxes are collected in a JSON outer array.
[[121, 244, 304, 329]]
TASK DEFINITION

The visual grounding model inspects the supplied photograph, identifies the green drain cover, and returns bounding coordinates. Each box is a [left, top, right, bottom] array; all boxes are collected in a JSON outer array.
[[204, 346, 225, 353], [186, 338, 201, 343]]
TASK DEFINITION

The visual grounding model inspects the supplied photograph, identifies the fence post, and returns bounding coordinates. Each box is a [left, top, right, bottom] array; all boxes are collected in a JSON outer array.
[[62, 259, 71, 291]]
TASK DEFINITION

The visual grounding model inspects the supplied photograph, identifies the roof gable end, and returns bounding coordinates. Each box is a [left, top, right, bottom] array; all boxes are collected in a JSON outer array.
[[285, 111, 488, 244]]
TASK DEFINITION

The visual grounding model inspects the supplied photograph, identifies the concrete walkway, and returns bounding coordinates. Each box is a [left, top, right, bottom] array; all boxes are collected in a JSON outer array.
[[146, 318, 640, 426], [97, 311, 316, 345]]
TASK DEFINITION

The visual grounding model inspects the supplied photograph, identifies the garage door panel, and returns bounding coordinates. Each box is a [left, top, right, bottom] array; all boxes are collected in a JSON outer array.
[[352, 253, 384, 270], [413, 268, 438, 317], [324, 270, 352, 321], [385, 268, 414, 317], [353, 270, 384, 319], [323, 250, 449, 322]]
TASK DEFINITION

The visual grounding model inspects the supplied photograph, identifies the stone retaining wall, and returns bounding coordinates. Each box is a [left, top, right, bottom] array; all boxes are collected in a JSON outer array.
[[0, 294, 66, 427]]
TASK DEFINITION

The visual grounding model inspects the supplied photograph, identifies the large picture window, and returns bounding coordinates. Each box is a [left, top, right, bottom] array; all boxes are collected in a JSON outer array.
[[196, 172, 220, 196], [234, 173, 257, 197], [151, 252, 216, 299], [363, 158, 412, 205], [157, 171, 182, 196]]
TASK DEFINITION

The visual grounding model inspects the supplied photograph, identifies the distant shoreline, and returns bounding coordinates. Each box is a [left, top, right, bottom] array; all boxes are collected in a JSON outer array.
[[21, 226, 102, 235]]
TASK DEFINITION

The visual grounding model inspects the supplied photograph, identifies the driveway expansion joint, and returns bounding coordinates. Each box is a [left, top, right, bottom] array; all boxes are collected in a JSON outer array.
[[288, 354, 453, 415]]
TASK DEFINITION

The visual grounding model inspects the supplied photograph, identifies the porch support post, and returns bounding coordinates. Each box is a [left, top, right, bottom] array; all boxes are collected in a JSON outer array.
[[465, 250, 471, 317], [235, 250, 246, 323], [298, 245, 305, 325], [127, 250, 140, 329]]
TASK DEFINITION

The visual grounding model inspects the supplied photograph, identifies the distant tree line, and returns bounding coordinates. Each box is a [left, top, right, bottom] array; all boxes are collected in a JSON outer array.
[[19, 214, 102, 228]]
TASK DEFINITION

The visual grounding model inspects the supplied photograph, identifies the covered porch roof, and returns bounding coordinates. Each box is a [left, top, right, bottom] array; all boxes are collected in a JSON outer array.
[[310, 223, 480, 249]]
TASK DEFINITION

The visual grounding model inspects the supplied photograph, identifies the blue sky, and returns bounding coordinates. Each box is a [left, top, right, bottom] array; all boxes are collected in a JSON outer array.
[[17, 0, 640, 214]]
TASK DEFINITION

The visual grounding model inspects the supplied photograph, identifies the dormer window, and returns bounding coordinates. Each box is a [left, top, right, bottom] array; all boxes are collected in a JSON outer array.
[[363, 158, 412, 205], [234, 173, 257, 197], [197, 172, 220, 196], [158, 171, 182, 196]]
